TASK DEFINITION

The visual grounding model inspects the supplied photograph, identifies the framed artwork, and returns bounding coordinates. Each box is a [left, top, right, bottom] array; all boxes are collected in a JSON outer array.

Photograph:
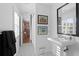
[[38, 15, 48, 24], [37, 26, 48, 35]]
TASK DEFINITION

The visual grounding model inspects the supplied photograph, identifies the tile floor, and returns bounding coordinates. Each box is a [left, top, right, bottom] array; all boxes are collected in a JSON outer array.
[[16, 43, 35, 56], [16, 42, 53, 56]]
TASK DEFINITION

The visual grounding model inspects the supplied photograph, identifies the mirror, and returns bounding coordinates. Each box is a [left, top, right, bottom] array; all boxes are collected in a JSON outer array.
[[57, 3, 77, 36]]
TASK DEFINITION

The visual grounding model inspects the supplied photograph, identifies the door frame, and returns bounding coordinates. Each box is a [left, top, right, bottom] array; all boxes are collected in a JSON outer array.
[[20, 14, 32, 46]]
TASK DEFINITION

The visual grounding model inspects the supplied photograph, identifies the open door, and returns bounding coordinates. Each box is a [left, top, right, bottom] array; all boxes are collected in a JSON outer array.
[[22, 18, 30, 43]]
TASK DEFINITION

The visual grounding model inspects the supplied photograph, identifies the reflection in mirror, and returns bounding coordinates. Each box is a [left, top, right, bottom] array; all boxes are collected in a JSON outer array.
[[57, 3, 76, 36]]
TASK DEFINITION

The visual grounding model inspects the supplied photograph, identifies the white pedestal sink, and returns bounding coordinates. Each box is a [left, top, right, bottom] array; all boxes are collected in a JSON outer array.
[[47, 37, 76, 56]]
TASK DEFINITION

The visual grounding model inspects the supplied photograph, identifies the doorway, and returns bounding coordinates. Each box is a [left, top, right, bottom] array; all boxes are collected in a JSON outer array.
[[23, 20, 30, 43], [22, 15, 31, 44]]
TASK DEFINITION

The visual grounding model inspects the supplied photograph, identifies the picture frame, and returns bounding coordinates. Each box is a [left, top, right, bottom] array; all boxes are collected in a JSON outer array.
[[38, 15, 48, 24], [37, 26, 48, 35]]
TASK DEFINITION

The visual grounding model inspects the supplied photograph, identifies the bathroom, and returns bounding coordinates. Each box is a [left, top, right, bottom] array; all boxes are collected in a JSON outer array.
[[0, 2, 79, 56]]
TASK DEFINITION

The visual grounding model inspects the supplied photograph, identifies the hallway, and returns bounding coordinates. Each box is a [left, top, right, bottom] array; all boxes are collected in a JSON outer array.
[[16, 43, 35, 56]]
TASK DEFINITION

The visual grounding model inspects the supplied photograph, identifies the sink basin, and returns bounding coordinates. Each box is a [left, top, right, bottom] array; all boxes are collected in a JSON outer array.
[[47, 38, 62, 46], [47, 37, 75, 47], [48, 37, 77, 56]]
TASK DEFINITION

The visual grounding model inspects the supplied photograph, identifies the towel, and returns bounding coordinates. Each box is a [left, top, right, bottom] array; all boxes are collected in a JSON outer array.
[[2, 31, 16, 56]]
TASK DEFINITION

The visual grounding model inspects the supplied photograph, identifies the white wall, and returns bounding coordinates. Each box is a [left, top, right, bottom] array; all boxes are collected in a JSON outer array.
[[50, 3, 65, 38], [0, 3, 14, 31], [0, 3, 20, 55], [14, 6, 20, 55], [35, 3, 53, 55], [16, 3, 36, 14]]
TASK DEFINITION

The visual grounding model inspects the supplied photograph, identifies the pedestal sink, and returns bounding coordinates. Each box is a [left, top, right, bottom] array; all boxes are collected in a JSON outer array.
[[47, 37, 76, 56]]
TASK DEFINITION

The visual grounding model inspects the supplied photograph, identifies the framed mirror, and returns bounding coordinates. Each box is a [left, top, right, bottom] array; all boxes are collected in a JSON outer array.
[[57, 3, 79, 36]]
